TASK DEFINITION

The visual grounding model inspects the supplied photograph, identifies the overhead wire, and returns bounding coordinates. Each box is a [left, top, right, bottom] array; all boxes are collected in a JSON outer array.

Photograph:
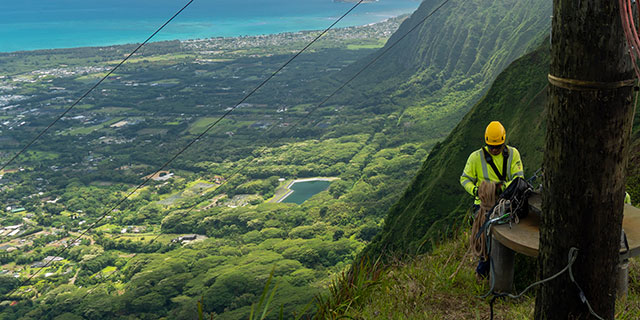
[[0, 0, 197, 301], [43, 0, 625, 315], [8, 0, 455, 309], [139, 0, 454, 243], [0, 0, 196, 173], [45, 0, 455, 310], [2, 0, 369, 301]]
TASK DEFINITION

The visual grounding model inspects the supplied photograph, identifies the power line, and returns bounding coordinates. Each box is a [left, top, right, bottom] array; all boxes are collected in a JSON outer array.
[[199, 0, 454, 200], [53, 0, 454, 310], [2, 0, 367, 301], [8, 0, 454, 307], [0, 0, 200, 300], [0, 0, 195, 173]]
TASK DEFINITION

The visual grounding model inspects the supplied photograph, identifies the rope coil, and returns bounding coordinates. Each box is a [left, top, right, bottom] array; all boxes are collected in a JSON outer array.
[[470, 181, 497, 260]]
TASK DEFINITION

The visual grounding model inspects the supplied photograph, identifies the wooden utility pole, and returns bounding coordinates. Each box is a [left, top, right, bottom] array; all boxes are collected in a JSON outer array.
[[534, 1, 635, 319]]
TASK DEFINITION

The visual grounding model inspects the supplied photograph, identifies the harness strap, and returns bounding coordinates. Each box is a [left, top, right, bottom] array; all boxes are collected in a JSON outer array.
[[482, 147, 509, 182]]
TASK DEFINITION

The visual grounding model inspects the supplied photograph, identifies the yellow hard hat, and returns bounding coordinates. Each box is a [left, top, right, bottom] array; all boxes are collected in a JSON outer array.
[[485, 121, 506, 145]]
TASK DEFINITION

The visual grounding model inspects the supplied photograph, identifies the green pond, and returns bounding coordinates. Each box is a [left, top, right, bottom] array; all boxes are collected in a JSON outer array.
[[281, 180, 332, 204]]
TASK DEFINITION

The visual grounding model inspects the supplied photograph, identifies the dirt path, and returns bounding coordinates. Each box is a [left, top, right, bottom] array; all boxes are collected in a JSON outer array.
[[69, 269, 80, 285]]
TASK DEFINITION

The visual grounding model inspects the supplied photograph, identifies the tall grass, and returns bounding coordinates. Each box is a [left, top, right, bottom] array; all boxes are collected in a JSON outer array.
[[197, 267, 311, 320], [194, 225, 640, 319], [314, 225, 640, 319], [249, 267, 280, 320], [318, 227, 536, 319], [314, 255, 386, 319]]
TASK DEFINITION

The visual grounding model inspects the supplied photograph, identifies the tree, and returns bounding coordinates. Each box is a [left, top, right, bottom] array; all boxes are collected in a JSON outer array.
[[357, 223, 380, 242], [0, 276, 18, 295], [328, 180, 349, 199], [333, 229, 344, 241], [534, 1, 635, 318]]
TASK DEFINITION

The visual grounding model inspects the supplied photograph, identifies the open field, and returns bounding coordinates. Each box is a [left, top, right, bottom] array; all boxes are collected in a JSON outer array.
[[65, 117, 124, 135]]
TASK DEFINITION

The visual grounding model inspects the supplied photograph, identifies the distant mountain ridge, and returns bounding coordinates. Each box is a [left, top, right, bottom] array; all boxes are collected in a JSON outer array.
[[385, 0, 549, 76], [338, 0, 552, 146]]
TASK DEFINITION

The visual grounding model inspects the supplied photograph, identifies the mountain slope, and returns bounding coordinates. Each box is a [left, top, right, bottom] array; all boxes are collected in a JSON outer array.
[[334, 0, 552, 146], [363, 29, 640, 257], [363, 40, 550, 256]]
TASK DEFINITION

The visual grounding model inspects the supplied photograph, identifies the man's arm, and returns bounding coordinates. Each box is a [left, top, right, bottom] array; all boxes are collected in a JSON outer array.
[[510, 147, 524, 179], [460, 153, 478, 196]]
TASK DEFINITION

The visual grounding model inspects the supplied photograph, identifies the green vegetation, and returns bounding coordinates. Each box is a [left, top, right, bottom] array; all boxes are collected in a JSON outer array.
[[329, 0, 552, 148], [320, 228, 640, 319], [346, 38, 387, 50], [364, 38, 551, 258], [364, 33, 640, 259], [0, 17, 432, 319], [0, 0, 566, 317], [340, 30, 640, 319], [65, 117, 125, 135]]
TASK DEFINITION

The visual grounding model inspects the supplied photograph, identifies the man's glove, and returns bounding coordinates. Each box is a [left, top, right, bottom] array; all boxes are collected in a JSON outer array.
[[473, 186, 478, 197]]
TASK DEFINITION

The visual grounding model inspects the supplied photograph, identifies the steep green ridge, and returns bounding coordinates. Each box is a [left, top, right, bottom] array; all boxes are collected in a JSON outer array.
[[0, 7, 559, 317], [364, 33, 640, 257], [336, 0, 552, 145], [364, 40, 551, 256], [0, 2, 564, 318]]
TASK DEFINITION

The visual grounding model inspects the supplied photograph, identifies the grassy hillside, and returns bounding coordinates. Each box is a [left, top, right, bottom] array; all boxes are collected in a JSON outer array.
[[336, 229, 640, 319], [364, 27, 640, 258]]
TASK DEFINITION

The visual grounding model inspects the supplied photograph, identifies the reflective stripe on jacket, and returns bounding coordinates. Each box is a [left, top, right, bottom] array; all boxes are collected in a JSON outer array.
[[460, 145, 524, 204]]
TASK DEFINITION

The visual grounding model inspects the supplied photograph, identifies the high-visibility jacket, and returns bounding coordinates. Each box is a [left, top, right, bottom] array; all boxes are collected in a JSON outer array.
[[460, 145, 524, 204], [625, 192, 632, 205]]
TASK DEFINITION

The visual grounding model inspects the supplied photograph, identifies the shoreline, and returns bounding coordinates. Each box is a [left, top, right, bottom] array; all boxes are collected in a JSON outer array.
[[0, 14, 410, 55]]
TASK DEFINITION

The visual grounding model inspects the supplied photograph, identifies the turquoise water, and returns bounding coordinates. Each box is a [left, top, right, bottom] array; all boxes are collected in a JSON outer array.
[[281, 180, 332, 204], [0, 0, 420, 53]]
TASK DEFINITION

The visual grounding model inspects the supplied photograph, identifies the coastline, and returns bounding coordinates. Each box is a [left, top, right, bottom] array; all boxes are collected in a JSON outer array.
[[1, 14, 409, 55], [0, 5, 417, 54]]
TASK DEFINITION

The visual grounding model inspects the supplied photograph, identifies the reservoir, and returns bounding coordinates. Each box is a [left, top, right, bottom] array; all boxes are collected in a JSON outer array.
[[281, 180, 332, 204]]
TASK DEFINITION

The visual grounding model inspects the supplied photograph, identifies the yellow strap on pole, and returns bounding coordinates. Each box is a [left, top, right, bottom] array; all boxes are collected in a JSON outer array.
[[548, 74, 636, 91]]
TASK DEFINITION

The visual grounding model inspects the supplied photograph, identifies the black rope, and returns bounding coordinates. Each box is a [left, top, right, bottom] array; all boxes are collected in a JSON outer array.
[[1, 0, 367, 302], [0, 0, 196, 173], [35, 0, 456, 307], [483, 247, 604, 320], [6, 0, 455, 306], [489, 295, 497, 320]]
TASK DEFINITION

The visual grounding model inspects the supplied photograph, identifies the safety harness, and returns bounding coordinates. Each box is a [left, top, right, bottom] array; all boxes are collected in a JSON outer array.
[[482, 146, 509, 182]]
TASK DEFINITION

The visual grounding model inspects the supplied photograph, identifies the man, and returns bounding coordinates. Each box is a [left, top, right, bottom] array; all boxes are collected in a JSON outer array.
[[460, 121, 524, 206], [460, 121, 524, 277]]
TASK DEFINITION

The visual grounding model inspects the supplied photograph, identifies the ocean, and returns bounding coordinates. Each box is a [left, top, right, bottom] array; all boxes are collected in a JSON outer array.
[[0, 0, 421, 53]]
